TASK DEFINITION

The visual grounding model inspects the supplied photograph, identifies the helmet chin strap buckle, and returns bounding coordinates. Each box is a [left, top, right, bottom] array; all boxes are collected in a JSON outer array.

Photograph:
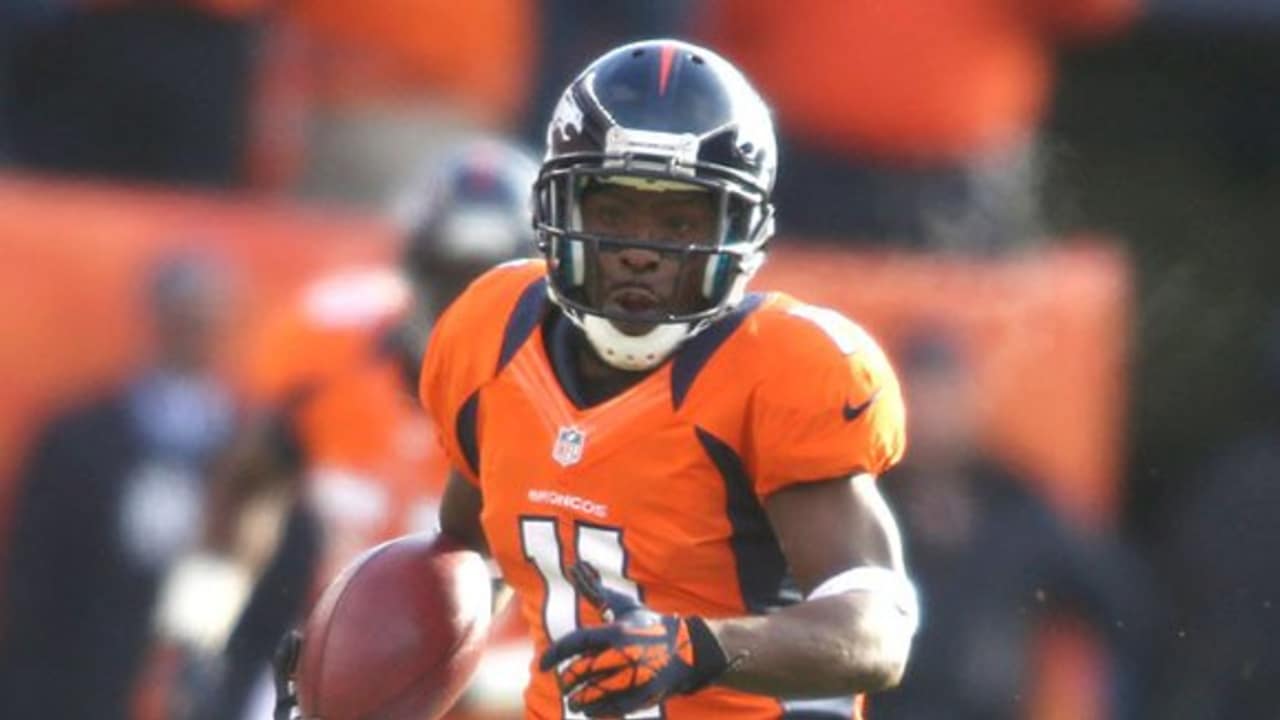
[[579, 315, 691, 371]]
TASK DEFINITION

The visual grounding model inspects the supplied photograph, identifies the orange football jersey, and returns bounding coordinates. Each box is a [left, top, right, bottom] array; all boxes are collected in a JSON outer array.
[[245, 267, 446, 586], [421, 260, 905, 720]]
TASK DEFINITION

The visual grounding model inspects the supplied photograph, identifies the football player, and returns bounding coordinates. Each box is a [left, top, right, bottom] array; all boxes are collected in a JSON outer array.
[[422, 40, 917, 719], [278, 40, 920, 720], [141, 136, 540, 720]]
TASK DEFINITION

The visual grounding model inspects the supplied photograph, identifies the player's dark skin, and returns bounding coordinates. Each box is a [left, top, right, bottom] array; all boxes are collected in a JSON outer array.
[[440, 185, 912, 697]]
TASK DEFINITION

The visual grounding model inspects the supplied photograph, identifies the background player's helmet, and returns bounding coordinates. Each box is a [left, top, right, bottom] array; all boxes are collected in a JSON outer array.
[[534, 39, 777, 371], [395, 136, 540, 308]]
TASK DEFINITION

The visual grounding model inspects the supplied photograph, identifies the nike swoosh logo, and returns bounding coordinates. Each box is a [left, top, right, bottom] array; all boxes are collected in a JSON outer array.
[[842, 394, 877, 422]]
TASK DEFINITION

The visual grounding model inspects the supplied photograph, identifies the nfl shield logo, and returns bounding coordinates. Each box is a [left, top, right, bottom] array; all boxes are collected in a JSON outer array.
[[552, 426, 586, 467]]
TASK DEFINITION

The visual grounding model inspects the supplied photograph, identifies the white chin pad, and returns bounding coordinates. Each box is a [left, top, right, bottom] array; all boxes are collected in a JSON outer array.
[[581, 314, 689, 371]]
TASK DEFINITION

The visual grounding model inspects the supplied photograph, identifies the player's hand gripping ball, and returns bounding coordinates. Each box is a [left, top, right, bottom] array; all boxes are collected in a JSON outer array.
[[539, 562, 730, 717]]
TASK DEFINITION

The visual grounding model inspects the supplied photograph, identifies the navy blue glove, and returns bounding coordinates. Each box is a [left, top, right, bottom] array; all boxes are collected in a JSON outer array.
[[538, 563, 729, 717]]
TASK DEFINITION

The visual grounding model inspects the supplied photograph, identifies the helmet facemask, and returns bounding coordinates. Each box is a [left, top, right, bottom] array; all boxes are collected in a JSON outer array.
[[535, 160, 772, 371]]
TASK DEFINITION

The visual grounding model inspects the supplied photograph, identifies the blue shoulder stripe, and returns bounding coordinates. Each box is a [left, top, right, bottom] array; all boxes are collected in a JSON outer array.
[[455, 389, 481, 477], [694, 426, 798, 613], [670, 293, 764, 410], [497, 277, 549, 373]]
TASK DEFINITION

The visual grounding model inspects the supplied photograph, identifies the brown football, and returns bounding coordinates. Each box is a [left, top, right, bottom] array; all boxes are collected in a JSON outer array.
[[296, 533, 492, 720]]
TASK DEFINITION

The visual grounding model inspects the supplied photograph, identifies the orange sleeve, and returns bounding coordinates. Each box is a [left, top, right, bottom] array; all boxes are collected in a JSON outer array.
[[419, 295, 480, 485], [419, 260, 545, 484], [748, 306, 906, 499]]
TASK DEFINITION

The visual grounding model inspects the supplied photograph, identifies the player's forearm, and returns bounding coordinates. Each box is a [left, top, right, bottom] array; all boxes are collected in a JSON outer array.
[[706, 591, 914, 697], [439, 471, 490, 556]]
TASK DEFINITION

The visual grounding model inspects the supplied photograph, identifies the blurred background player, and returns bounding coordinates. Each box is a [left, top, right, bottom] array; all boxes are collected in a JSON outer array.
[[1150, 308, 1280, 720], [0, 252, 238, 720], [136, 136, 539, 720], [875, 329, 1153, 719]]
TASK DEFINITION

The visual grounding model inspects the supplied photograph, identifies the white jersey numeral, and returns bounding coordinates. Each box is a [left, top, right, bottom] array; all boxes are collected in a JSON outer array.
[[519, 518, 660, 720], [520, 518, 577, 643]]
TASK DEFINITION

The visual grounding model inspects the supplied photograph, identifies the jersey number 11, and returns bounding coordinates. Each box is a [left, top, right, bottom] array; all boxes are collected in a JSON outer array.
[[520, 516, 662, 720]]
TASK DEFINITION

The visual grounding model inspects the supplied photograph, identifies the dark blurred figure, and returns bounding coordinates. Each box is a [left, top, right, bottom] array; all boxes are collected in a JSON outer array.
[[522, 0, 692, 144], [699, 0, 1137, 251], [876, 329, 1152, 719], [1150, 311, 1280, 720], [138, 137, 540, 720], [0, 1, 268, 188], [0, 252, 238, 720], [0, 7, 18, 163]]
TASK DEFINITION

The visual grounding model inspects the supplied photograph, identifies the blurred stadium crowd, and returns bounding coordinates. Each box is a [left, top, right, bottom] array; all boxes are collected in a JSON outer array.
[[0, 1, 1277, 719]]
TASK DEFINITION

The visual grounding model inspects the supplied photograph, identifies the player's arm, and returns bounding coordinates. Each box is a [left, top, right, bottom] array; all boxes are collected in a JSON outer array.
[[438, 468, 520, 619], [702, 315, 917, 695], [143, 409, 317, 720], [438, 469, 489, 556], [420, 277, 497, 561], [540, 473, 915, 717], [707, 472, 916, 696], [540, 313, 914, 716], [152, 410, 307, 653]]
